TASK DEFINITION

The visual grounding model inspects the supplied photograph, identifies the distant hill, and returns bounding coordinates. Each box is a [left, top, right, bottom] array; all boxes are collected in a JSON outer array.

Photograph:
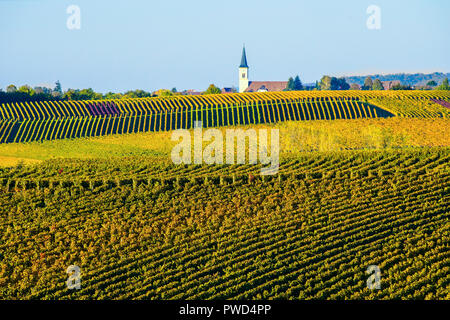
[[344, 72, 450, 87]]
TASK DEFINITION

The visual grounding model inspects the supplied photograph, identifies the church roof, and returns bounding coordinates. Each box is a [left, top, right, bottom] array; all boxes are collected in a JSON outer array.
[[239, 46, 249, 68], [245, 81, 288, 92]]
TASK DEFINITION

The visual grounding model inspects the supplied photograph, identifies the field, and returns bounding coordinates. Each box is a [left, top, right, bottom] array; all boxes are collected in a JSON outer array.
[[0, 91, 449, 300], [0, 149, 448, 299], [1, 90, 449, 144]]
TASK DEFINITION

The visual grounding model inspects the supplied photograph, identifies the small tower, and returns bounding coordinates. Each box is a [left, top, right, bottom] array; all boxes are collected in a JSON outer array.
[[239, 45, 249, 93]]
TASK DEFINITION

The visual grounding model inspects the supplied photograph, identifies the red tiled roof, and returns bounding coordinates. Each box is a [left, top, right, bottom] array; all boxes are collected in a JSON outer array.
[[245, 81, 288, 92], [381, 80, 401, 90], [184, 90, 202, 95]]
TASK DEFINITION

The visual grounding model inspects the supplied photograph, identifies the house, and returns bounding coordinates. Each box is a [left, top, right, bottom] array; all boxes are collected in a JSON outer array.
[[382, 80, 401, 90], [245, 81, 289, 92], [350, 83, 361, 90], [183, 89, 202, 95], [221, 87, 235, 94]]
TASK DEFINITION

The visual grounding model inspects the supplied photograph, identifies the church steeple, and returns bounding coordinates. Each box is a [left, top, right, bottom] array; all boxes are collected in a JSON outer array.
[[240, 45, 249, 68], [239, 45, 249, 93]]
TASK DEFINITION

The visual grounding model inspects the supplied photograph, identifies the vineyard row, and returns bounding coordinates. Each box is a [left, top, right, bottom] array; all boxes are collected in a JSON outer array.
[[0, 100, 388, 144]]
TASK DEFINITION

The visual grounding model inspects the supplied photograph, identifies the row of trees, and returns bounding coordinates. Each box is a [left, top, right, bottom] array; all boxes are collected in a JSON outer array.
[[0, 81, 230, 103], [287, 75, 382, 91], [286, 76, 303, 91], [290, 75, 450, 91], [361, 76, 450, 91], [318, 76, 350, 90], [1, 81, 63, 103], [0, 81, 157, 103], [361, 77, 385, 90]]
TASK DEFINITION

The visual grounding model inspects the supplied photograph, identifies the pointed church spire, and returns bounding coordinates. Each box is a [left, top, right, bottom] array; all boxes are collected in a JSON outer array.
[[240, 45, 249, 68]]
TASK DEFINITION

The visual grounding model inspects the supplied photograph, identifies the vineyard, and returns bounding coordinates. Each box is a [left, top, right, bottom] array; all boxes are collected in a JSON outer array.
[[0, 149, 448, 299], [0, 90, 449, 144], [0, 117, 448, 168], [431, 99, 450, 109], [0, 89, 449, 300]]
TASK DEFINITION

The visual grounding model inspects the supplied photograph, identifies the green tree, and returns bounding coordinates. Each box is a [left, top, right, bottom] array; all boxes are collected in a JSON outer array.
[[103, 92, 122, 99], [62, 88, 102, 100], [293, 75, 303, 90], [153, 89, 173, 97], [372, 79, 384, 90], [319, 76, 332, 90], [123, 91, 138, 98], [54, 80, 62, 94], [6, 85, 17, 93], [204, 84, 221, 95], [104, 92, 123, 99], [319, 76, 349, 90], [426, 80, 437, 87], [391, 84, 412, 90], [34, 87, 44, 94], [436, 78, 450, 90], [18, 85, 35, 96], [123, 89, 152, 98], [63, 89, 76, 100], [78, 88, 101, 100], [286, 77, 295, 91], [335, 78, 350, 90], [362, 77, 373, 90]]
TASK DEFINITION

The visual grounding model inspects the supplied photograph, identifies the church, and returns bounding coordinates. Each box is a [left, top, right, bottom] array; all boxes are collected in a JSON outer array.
[[239, 46, 288, 93]]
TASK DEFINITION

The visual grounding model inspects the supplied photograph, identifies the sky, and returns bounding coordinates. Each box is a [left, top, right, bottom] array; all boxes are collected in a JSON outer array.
[[1, 0, 449, 93]]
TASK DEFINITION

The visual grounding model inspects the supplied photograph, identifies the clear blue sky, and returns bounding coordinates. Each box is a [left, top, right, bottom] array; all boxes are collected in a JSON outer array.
[[1, 0, 449, 92]]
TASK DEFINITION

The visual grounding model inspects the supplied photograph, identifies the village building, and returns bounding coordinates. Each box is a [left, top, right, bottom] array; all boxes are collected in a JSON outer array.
[[381, 80, 401, 90]]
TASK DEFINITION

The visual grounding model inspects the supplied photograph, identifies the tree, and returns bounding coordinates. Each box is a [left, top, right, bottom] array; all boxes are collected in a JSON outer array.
[[171, 88, 177, 93], [350, 83, 360, 90], [319, 76, 332, 90], [319, 76, 349, 90], [436, 78, 450, 90], [104, 92, 123, 99], [204, 84, 221, 95], [362, 77, 373, 90], [18, 85, 34, 96], [372, 79, 384, 90], [63, 89, 76, 100], [286, 77, 295, 91], [335, 78, 350, 90], [36, 86, 52, 95], [62, 88, 102, 100], [293, 75, 303, 90], [6, 85, 17, 93], [391, 84, 412, 90], [123, 89, 152, 98], [78, 88, 101, 100], [123, 91, 138, 99], [153, 89, 173, 97], [54, 80, 62, 94], [34, 87, 44, 94], [426, 80, 437, 87]]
